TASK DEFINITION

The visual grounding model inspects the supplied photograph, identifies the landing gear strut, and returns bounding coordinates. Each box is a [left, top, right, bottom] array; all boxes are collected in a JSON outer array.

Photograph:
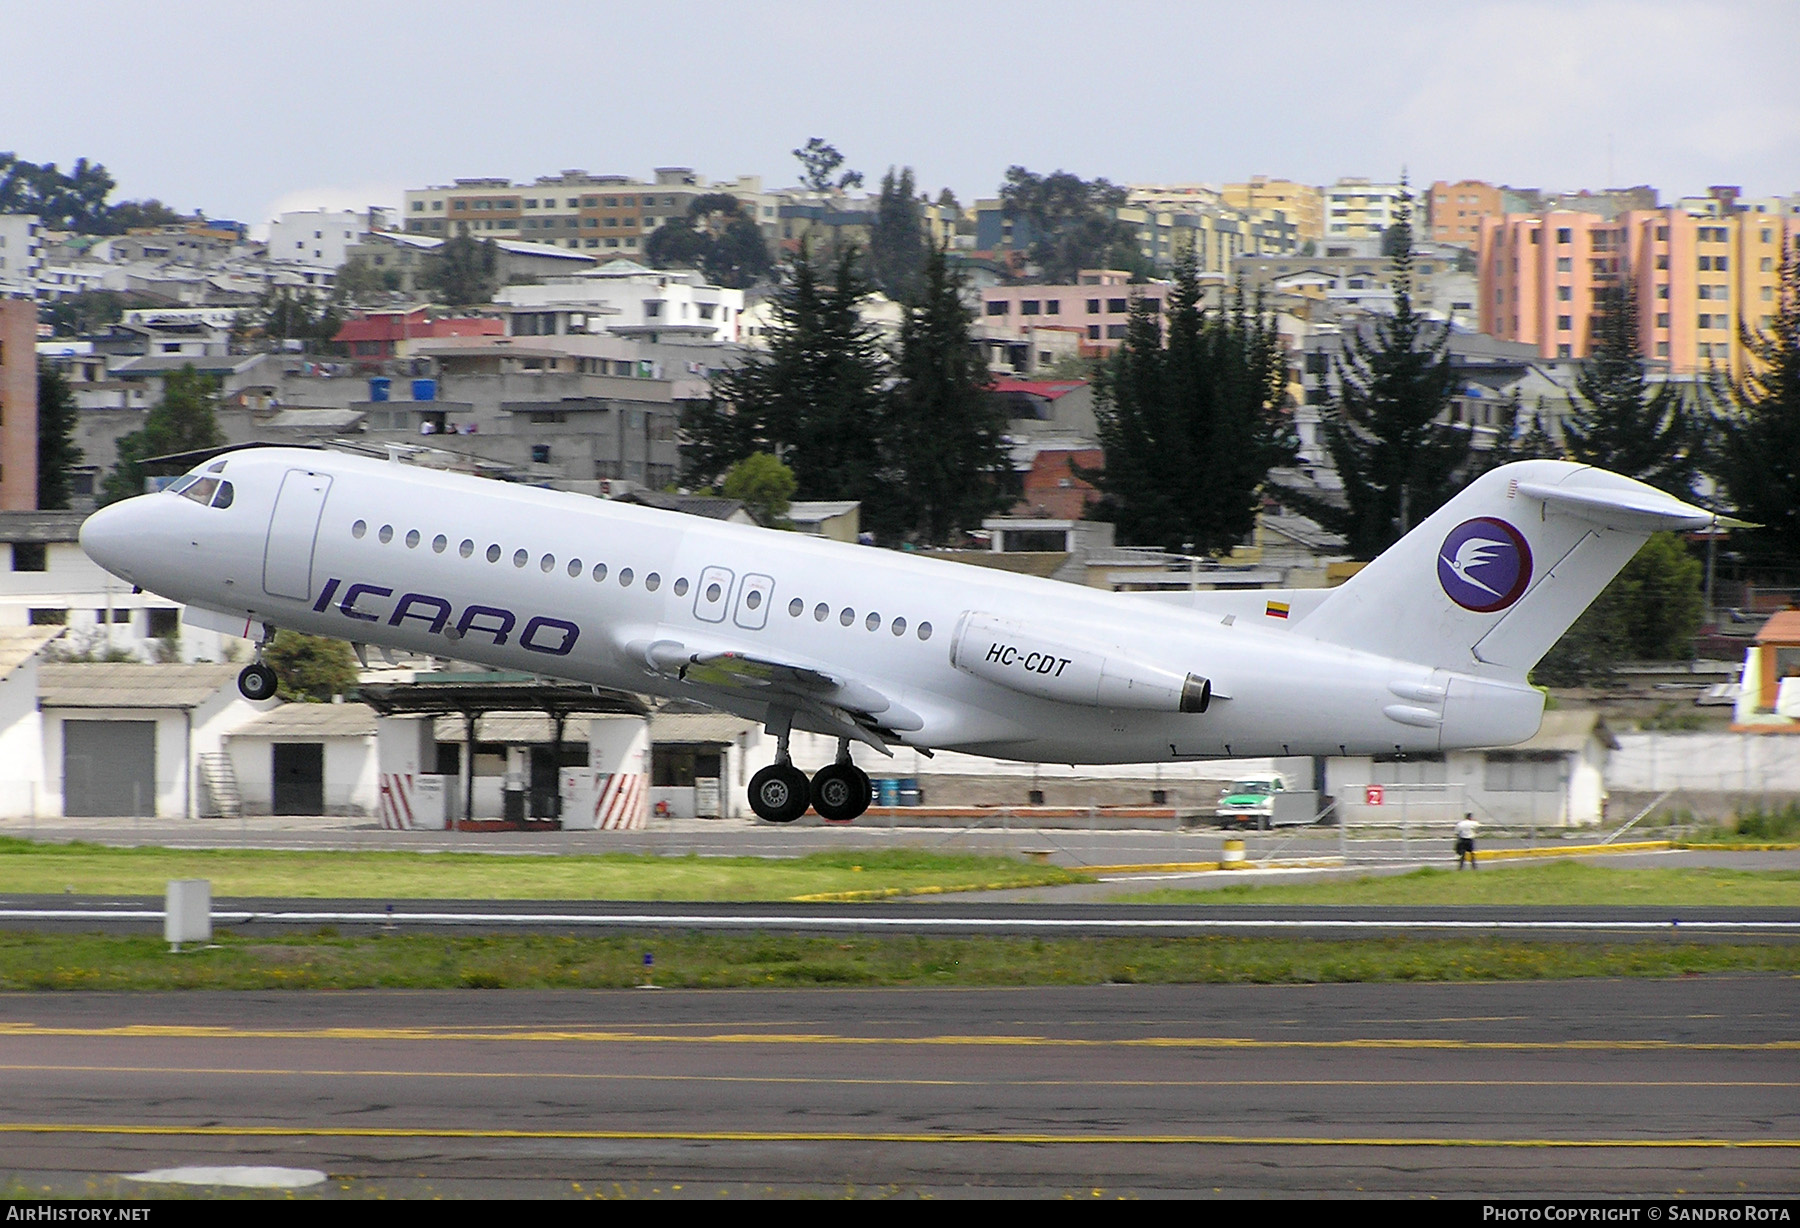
[[237, 626, 280, 701]]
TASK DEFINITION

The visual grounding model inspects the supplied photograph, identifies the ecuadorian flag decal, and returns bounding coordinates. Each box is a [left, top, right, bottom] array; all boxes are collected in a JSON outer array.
[[1265, 600, 1290, 620]]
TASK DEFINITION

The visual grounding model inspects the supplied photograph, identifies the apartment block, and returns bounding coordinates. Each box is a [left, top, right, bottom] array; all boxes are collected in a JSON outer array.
[[1427, 180, 1504, 249], [980, 270, 1167, 353], [1221, 178, 1325, 244], [1325, 178, 1409, 238], [1478, 194, 1794, 378], [0, 216, 44, 296], [402, 169, 775, 258], [0, 298, 39, 510]]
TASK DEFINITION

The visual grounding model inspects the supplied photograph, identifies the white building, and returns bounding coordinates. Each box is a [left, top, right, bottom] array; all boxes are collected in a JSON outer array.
[[0, 214, 45, 295], [266, 209, 375, 272], [495, 261, 745, 344], [1326, 178, 1410, 239]]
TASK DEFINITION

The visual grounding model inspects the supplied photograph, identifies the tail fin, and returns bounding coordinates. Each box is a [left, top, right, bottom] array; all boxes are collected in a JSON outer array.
[[1298, 460, 1716, 676]]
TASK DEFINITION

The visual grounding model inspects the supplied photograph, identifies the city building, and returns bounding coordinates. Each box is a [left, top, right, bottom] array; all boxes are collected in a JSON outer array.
[[0, 215, 45, 295], [0, 298, 38, 511], [494, 260, 744, 344], [1477, 189, 1794, 377], [266, 208, 383, 272], [1325, 177, 1409, 239], [1427, 180, 1504, 248], [402, 168, 776, 255], [980, 270, 1167, 353], [1221, 178, 1325, 244]]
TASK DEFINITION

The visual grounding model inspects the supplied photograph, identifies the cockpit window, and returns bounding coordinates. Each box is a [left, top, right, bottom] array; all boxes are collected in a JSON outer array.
[[176, 477, 234, 509], [168, 474, 201, 494], [180, 477, 220, 505], [206, 459, 228, 474]]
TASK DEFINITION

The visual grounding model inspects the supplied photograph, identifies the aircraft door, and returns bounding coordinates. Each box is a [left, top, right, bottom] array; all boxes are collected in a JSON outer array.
[[262, 468, 333, 601], [733, 573, 775, 631], [693, 566, 734, 623]]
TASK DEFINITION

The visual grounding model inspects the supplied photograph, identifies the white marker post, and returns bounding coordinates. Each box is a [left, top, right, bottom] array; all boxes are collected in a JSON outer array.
[[165, 879, 211, 953]]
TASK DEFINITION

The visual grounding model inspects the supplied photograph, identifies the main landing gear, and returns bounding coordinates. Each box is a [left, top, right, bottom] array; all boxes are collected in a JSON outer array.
[[748, 728, 872, 824], [237, 625, 280, 701]]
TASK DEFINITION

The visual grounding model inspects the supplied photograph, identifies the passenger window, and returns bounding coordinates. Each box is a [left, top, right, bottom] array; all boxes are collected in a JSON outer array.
[[513, 549, 528, 568], [619, 568, 634, 586], [646, 573, 661, 591], [891, 617, 907, 636], [486, 544, 502, 563], [918, 622, 933, 641], [592, 563, 608, 582], [353, 520, 368, 539], [814, 603, 829, 621], [540, 554, 555, 573], [567, 559, 582, 577], [674, 578, 689, 596], [459, 539, 473, 557], [865, 612, 879, 631], [434, 535, 448, 554], [210, 481, 234, 509], [379, 525, 394, 544], [405, 530, 420, 548], [789, 598, 803, 617], [839, 608, 855, 627]]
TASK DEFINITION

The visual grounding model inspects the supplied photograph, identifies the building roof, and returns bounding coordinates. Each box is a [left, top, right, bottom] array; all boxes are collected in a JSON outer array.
[[614, 490, 749, 521], [0, 511, 91, 543], [786, 500, 860, 521], [1755, 610, 1800, 644], [0, 628, 64, 680], [651, 711, 757, 745], [1513, 709, 1619, 753], [989, 378, 1088, 400], [921, 550, 1071, 579], [40, 663, 240, 710], [334, 312, 503, 344], [265, 408, 367, 430], [230, 701, 380, 739]]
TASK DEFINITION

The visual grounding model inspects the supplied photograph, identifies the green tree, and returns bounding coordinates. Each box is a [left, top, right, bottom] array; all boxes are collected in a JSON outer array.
[[1536, 531, 1705, 684], [1284, 190, 1467, 559], [100, 365, 225, 504], [1089, 256, 1294, 554], [331, 256, 401, 305], [35, 362, 83, 511], [1715, 248, 1800, 565], [1562, 281, 1702, 497], [868, 167, 928, 304], [40, 289, 158, 337], [720, 452, 797, 527], [426, 232, 499, 305], [792, 138, 863, 193], [998, 167, 1151, 283], [249, 285, 341, 352], [263, 631, 360, 702], [684, 244, 892, 514], [0, 153, 186, 234], [883, 246, 1011, 543], [643, 193, 771, 288]]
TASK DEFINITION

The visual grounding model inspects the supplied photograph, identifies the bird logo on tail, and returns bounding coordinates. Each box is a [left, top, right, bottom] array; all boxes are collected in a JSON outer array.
[[1437, 518, 1532, 612]]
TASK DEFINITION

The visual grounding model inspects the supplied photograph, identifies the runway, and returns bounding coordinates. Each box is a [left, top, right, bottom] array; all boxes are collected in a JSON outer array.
[[1, 979, 1796, 1198]]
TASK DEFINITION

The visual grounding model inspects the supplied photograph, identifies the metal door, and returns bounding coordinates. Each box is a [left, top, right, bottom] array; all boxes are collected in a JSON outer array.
[[272, 743, 324, 815], [263, 469, 333, 601], [63, 720, 156, 817]]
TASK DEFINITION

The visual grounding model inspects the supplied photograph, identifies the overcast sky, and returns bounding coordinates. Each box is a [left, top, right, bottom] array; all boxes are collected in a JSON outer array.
[[8, 0, 1796, 231]]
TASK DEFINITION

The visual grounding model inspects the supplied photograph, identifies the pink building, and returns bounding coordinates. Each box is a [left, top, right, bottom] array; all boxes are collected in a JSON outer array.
[[981, 270, 1168, 354], [0, 299, 37, 510]]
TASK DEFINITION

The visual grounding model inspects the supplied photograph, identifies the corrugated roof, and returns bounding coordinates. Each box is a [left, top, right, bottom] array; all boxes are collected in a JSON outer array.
[[651, 711, 757, 745], [0, 628, 63, 680], [432, 713, 602, 743], [40, 663, 240, 710], [1756, 610, 1800, 644], [1514, 709, 1618, 753], [230, 701, 379, 739], [0, 511, 91, 543]]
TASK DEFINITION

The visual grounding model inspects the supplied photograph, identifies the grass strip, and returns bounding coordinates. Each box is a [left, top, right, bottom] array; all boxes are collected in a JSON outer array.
[[0, 839, 1087, 902], [1111, 861, 1800, 907], [0, 930, 1795, 991]]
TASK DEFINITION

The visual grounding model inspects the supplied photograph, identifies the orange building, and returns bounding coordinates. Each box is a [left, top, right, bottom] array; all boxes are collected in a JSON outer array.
[[1428, 180, 1504, 248], [1477, 204, 1793, 378], [0, 298, 37, 510]]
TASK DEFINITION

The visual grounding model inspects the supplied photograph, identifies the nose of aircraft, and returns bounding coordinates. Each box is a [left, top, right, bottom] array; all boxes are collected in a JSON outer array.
[[79, 499, 145, 584]]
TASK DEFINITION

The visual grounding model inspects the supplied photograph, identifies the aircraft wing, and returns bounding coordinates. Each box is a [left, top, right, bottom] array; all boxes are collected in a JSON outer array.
[[631, 638, 923, 751]]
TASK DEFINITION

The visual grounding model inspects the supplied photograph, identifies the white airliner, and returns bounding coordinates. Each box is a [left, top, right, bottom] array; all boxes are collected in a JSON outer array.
[[79, 446, 1719, 823]]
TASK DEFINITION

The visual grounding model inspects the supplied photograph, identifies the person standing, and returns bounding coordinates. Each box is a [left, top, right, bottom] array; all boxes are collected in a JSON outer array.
[[1455, 813, 1479, 870]]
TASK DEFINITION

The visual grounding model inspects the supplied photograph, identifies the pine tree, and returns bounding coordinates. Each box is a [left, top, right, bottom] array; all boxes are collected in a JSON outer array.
[[100, 365, 225, 504], [884, 246, 1010, 543], [868, 167, 928, 305], [684, 244, 892, 515], [35, 362, 83, 510], [1562, 280, 1701, 497], [1286, 188, 1467, 559], [1716, 247, 1800, 565], [1090, 255, 1293, 554]]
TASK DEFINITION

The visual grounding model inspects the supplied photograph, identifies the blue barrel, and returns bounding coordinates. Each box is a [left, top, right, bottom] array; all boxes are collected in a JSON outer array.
[[368, 376, 391, 402], [898, 778, 921, 806], [411, 378, 437, 402], [876, 778, 900, 807]]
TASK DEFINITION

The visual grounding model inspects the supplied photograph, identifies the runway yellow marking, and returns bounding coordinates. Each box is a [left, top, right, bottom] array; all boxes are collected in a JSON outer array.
[[1, 1123, 1796, 1148], [1, 1023, 1794, 1051], [1, 1064, 1794, 1090]]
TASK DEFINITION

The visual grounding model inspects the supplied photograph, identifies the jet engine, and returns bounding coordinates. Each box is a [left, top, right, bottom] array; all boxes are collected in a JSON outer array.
[[948, 612, 1213, 714]]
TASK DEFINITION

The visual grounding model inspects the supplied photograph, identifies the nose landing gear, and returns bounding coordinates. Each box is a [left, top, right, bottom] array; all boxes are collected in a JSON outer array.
[[236, 625, 281, 701]]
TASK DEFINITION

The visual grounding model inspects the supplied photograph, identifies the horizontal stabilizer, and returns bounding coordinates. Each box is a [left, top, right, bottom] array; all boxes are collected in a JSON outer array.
[[1513, 477, 1715, 532]]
